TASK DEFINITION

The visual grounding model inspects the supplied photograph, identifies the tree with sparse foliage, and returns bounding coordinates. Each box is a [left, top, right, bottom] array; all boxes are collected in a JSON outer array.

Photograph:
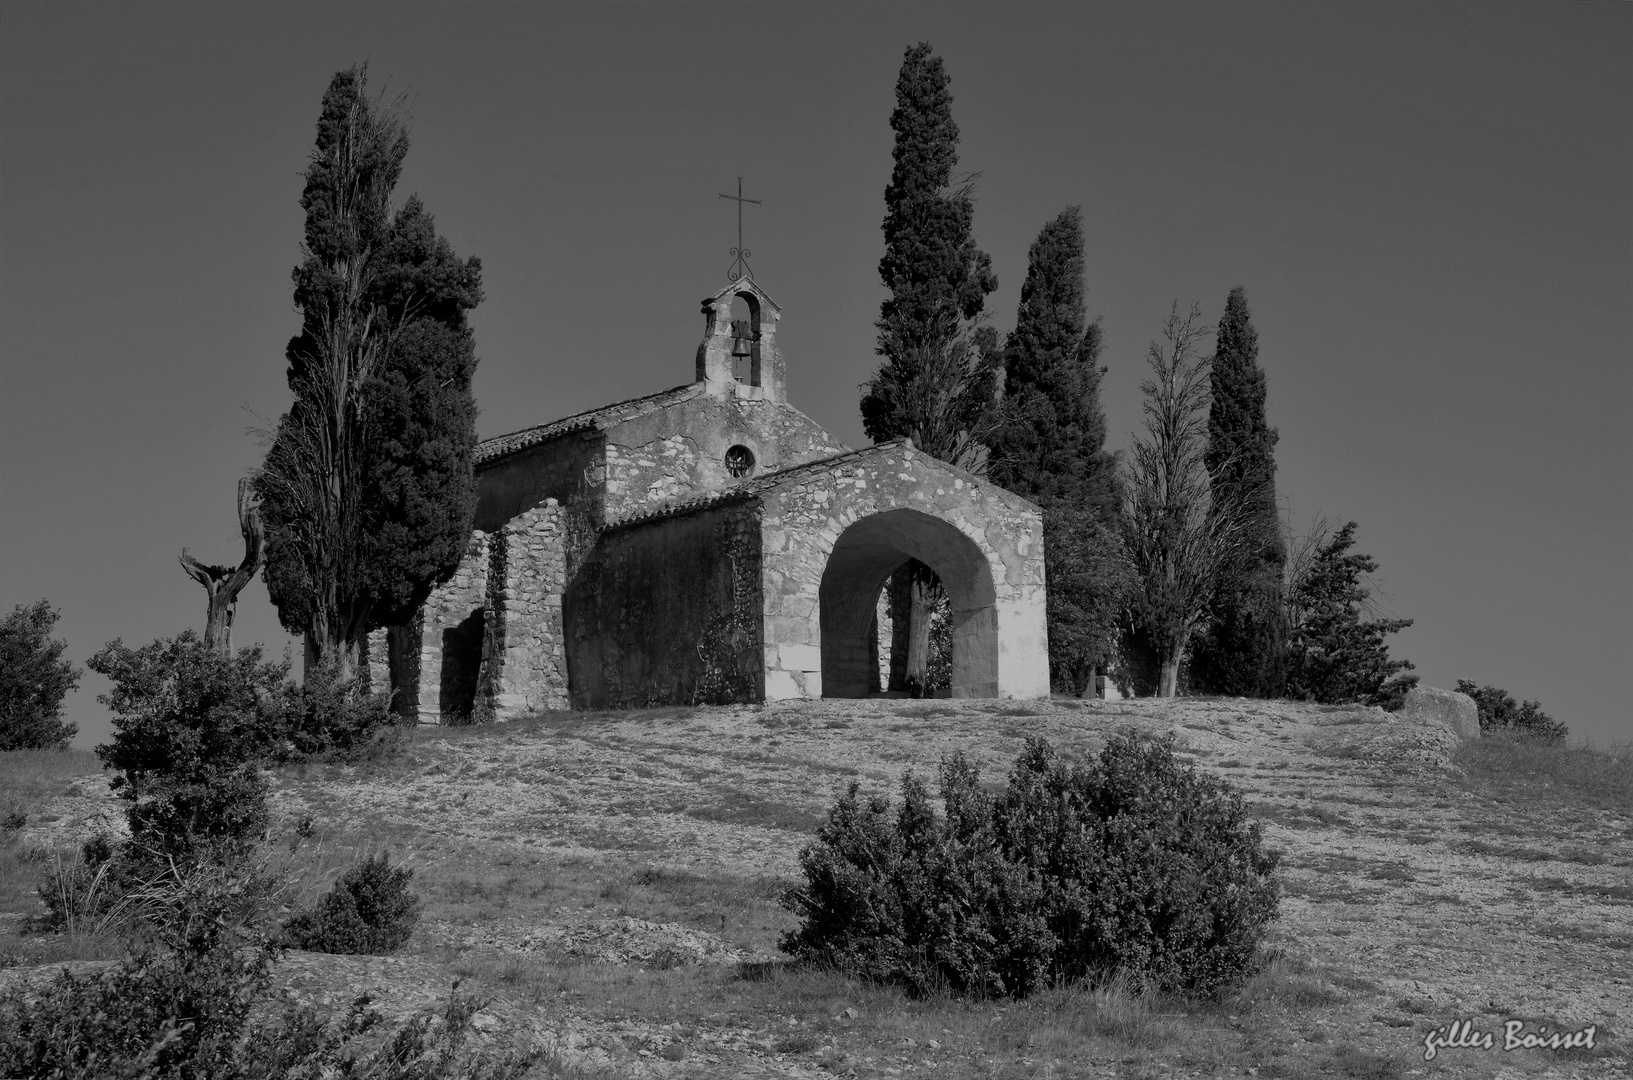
[[1121, 305, 1257, 697], [1190, 287, 1287, 697], [1455, 680, 1566, 741], [987, 208, 1129, 694], [1283, 520, 1418, 708], [0, 600, 81, 750], [255, 66, 483, 681], [861, 42, 1000, 695]]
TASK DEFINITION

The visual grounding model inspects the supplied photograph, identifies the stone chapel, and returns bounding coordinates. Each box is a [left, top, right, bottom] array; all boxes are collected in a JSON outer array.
[[365, 277, 1049, 721]]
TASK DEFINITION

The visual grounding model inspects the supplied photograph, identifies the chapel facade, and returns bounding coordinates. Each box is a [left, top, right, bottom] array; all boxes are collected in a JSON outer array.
[[366, 278, 1049, 720]]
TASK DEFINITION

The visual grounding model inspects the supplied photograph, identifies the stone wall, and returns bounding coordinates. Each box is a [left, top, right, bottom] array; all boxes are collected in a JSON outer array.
[[564, 501, 764, 709], [408, 531, 490, 724], [602, 394, 847, 523], [757, 443, 1049, 700], [363, 622, 424, 719], [364, 627, 390, 698], [480, 500, 570, 719], [474, 430, 603, 533]]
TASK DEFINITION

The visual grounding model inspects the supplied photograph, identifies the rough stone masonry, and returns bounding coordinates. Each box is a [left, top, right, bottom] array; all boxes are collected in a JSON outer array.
[[370, 275, 1049, 722]]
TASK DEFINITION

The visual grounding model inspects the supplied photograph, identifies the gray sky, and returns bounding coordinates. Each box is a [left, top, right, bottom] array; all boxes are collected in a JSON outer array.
[[3, 2, 1628, 747]]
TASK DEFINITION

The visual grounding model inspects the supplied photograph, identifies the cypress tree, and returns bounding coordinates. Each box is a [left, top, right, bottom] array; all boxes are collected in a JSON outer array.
[[869, 43, 995, 380], [1190, 287, 1286, 696], [861, 43, 998, 694], [987, 208, 1128, 694], [256, 67, 483, 679]]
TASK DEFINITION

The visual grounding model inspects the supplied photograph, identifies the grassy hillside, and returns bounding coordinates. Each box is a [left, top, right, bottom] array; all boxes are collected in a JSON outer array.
[[3, 697, 1629, 1078]]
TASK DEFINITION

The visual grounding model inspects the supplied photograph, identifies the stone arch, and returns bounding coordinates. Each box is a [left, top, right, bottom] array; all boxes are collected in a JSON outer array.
[[819, 508, 998, 698], [697, 278, 785, 401], [729, 290, 762, 386]]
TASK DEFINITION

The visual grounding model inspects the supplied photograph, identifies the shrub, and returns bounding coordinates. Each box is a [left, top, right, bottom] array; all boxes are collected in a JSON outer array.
[[0, 599, 82, 750], [4, 858, 281, 1078], [0, 959, 533, 1079], [88, 632, 288, 861], [276, 664, 402, 762], [2, 862, 531, 1079], [782, 733, 1281, 998], [1455, 680, 1567, 741], [282, 853, 422, 954]]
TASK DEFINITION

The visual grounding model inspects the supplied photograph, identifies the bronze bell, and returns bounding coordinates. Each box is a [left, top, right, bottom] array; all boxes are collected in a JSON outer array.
[[730, 319, 755, 357]]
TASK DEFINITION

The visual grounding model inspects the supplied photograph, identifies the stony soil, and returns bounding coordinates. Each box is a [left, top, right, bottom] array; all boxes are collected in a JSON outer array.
[[5, 696, 1629, 1078]]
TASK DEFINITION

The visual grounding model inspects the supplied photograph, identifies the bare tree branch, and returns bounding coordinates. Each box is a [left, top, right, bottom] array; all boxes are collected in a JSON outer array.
[[1122, 303, 1261, 696], [179, 478, 265, 655]]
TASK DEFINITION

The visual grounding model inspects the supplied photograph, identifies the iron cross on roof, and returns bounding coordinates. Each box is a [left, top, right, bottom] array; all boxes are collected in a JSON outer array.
[[719, 177, 761, 282]]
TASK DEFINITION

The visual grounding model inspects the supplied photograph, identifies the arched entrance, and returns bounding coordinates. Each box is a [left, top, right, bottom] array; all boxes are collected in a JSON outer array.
[[819, 508, 998, 698]]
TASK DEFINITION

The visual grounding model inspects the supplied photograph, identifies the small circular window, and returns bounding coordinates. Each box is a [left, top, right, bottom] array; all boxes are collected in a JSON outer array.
[[725, 444, 755, 478]]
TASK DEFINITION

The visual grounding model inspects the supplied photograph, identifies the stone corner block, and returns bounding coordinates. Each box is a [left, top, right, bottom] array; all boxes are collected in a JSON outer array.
[[764, 669, 806, 701], [1404, 686, 1480, 740], [779, 644, 822, 672]]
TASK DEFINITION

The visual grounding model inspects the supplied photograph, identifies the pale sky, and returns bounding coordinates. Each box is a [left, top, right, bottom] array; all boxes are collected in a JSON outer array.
[[2, 2, 1628, 747]]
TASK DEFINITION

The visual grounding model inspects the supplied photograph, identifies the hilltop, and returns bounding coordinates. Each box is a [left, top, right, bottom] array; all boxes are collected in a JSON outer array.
[[4, 696, 1629, 1078]]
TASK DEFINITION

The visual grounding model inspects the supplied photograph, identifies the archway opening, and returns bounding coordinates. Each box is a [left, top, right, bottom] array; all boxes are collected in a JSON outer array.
[[819, 509, 997, 699], [728, 293, 759, 385]]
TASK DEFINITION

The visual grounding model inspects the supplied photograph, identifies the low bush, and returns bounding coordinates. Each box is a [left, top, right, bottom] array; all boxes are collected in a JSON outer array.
[[781, 732, 1281, 998], [2, 862, 532, 1079], [89, 632, 288, 862], [282, 853, 422, 954], [86, 633, 407, 864], [1455, 680, 1567, 741], [276, 665, 403, 762]]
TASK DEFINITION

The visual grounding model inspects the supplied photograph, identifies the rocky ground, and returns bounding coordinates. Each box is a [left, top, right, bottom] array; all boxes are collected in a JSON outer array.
[[4, 696, 1629, 1078]]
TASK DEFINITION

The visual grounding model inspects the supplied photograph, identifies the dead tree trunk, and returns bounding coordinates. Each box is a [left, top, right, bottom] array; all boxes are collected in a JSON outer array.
[[180, 478, 265, 655]]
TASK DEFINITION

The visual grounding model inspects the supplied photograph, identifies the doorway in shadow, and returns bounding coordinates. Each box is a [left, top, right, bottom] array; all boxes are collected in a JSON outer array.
[[439, 610, 485, 721]]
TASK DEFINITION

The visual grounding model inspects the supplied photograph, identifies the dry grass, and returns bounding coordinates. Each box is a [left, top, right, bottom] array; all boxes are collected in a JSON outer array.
[[0, 749, 125, 967], [6, 703, 1631, 1078], [1452, 731, 1633, 813], [682, 793, 826, 833]]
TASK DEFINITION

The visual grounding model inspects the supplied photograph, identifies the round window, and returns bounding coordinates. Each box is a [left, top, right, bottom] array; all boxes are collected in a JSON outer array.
[[725, 444, 755, 478]]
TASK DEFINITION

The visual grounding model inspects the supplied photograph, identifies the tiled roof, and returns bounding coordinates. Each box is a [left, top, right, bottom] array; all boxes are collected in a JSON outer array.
[[604, 440, 912, 530], [473, 384, 702, 466]]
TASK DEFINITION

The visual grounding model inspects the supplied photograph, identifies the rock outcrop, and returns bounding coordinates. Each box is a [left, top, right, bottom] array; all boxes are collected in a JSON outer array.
[[1403, 685, 1480, 739]]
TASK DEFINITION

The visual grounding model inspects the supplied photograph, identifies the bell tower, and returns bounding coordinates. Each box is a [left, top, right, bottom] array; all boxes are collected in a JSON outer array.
[[696, 277, 785, 402]]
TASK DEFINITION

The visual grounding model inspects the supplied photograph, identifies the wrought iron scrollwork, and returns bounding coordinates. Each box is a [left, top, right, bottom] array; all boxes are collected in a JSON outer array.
[[719, 179, 761, 283]]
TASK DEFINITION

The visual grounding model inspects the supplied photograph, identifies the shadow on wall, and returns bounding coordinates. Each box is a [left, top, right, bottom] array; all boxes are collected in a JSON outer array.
[[440, 611, 484, 720]]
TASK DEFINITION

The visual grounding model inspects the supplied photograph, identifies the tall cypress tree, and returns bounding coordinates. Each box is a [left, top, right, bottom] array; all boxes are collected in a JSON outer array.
[[1190, 287, 1285, 696], [861, 43, 998, 695], [256, 67, 483, 679], [861, 41, 998, 464], [987, 207, 1128, 694]]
